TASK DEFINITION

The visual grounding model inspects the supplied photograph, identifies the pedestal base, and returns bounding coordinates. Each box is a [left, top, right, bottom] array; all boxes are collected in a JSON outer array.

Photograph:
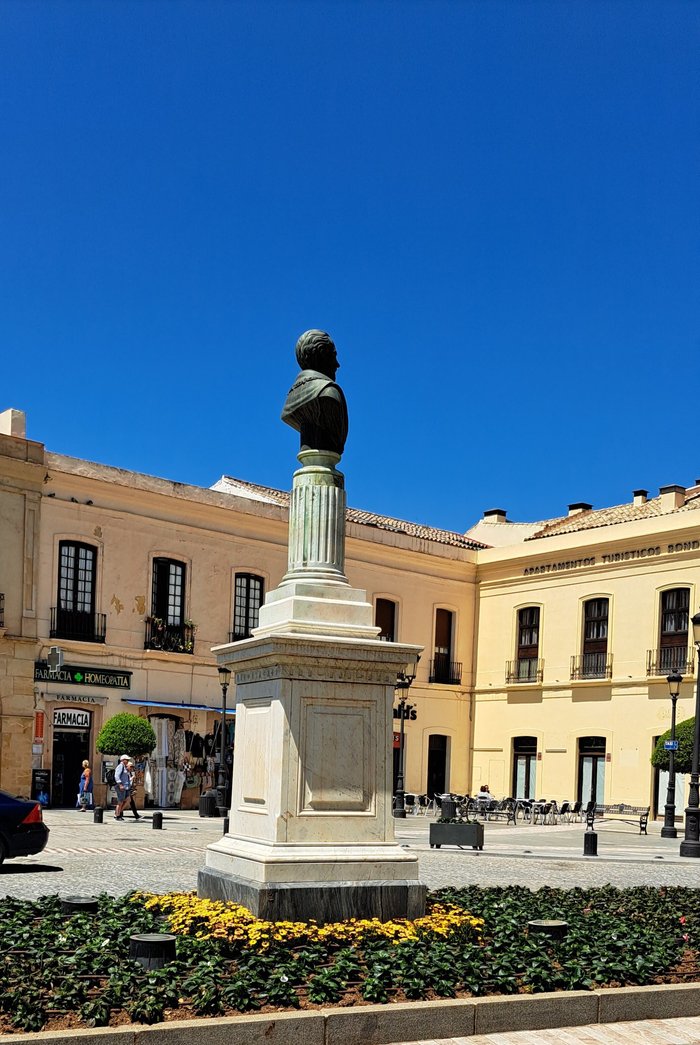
[[197, 866, 426, 922]]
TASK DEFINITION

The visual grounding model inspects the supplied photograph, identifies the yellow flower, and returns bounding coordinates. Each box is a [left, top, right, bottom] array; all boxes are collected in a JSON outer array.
[[132, 891, 482, 953]]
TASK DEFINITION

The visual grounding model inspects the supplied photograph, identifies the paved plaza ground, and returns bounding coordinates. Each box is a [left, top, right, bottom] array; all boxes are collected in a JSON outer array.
[[2, 807, 699, 898]]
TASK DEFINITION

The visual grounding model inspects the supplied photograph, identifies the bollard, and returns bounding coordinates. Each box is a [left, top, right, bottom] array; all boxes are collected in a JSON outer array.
[[130, 933, 176, 970], [61, 895, 99, 915], [583, 831, 598, 856], [93, 806, 103, 824], [223, 816, 230, 835], [528, 919, 569, 940], [152, 811, 163, 830]]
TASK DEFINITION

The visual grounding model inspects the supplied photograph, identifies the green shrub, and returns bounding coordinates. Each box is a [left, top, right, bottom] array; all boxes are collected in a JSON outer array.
[[651, 716, 695, 773], [95, 713, 156, 757]]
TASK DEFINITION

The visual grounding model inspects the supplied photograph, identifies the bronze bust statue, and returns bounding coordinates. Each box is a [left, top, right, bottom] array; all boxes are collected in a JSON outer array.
[[281, 330, 348, 456]]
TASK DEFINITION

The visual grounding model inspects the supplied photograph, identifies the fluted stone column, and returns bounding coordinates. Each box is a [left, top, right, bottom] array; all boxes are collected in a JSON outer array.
[[254, 450, 378, 641], [284, 451, 347, 584]]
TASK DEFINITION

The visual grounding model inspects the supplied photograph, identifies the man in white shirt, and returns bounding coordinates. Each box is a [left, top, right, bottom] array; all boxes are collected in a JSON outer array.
[[113, 754, 130, 821]]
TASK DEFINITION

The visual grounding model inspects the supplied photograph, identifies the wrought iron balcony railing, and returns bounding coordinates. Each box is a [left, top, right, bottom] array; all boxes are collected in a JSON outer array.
[[429, 655, 462, 685], [571, 652, 613, 681], [647, 647, 695, 677], [145, 618, 196, 655], [50, 607, 106, 643], [506, 658, 544, 684]]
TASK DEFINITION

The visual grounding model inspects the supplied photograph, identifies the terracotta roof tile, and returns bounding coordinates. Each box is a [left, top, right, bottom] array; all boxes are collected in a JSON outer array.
[[215, 476, 487, 550], [527, 488, 700, 540]]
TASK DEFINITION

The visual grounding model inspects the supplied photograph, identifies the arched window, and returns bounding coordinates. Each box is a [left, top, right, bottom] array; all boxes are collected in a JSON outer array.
[[232, 573, 264, 640], [145, 558, 194, 654], [507, 607, 542, 683], [572, 598, 611, 679], [375, 598, 397, 642], [430, 609, 461, 684], [52, 541, 105, 642], [648, 588, 691, 674]]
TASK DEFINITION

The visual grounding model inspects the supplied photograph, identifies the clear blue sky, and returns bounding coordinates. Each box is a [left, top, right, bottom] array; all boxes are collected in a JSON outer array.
[[2, 1, 698, 533]]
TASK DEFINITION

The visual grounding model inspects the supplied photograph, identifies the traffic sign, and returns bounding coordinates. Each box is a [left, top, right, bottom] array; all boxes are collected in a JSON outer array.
[[664, 740, 679, 751]]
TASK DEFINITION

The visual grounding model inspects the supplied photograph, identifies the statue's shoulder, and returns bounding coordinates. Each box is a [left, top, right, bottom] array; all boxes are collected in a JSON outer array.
[[283, 370, 337, 412]]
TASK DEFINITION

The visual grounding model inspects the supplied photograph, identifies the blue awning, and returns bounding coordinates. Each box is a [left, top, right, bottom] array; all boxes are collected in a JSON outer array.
[[121, 698, 235, 715]]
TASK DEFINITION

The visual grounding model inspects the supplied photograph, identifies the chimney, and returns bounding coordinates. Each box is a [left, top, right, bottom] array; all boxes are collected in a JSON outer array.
[[568, 502, 592, 517], [483, 508, 507, 523], [659, 484, 686, 510], [0, 408, 26, 439], [633, 489, 648, 507]]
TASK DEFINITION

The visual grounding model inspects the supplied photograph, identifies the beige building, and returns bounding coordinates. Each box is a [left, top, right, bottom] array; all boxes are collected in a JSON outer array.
[[0, 410, 478, 808]]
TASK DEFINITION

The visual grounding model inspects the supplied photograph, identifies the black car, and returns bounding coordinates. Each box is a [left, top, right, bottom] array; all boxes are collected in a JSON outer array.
[[0, 790, 50, 863]]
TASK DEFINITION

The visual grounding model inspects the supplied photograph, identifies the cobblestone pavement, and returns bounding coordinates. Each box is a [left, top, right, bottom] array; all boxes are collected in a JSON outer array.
[[389, 1014, 700, 1044], [1, 808, 699, 899]]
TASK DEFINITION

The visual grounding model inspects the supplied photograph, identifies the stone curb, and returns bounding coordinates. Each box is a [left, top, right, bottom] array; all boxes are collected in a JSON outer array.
[[4, 982, 700, 1044]]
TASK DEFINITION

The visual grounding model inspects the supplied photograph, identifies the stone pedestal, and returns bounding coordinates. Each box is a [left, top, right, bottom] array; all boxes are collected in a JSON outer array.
[[199, 448, 425, 922], [199, 633, 425, 921]]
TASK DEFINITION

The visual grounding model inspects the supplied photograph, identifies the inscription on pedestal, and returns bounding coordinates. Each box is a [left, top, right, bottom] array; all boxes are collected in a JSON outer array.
[[236, 664, 398, 686]]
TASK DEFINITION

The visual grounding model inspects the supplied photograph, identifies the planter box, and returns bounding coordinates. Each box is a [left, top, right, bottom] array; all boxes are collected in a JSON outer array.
[[429, 821, 484, 850]]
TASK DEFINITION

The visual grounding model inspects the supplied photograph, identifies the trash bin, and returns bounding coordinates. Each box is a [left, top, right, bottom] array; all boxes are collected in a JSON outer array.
[[440, 798, 457, 819], [198, 791, 217, 818]]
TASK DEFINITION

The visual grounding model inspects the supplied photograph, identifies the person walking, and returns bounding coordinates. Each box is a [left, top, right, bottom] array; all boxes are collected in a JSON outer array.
[[126, 760, 141, 820], [113, 754, 131, 821], [77, 760, 93, 811]]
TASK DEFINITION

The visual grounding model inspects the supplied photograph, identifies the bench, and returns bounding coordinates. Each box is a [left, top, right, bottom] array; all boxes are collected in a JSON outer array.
[[587, 803, 650, 835], [467, 798, 517, 826]]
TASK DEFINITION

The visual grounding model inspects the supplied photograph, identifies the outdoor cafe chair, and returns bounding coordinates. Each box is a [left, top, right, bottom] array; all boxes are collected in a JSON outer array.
[[417, 794, 431, 815], [533, 801, 552, 825]]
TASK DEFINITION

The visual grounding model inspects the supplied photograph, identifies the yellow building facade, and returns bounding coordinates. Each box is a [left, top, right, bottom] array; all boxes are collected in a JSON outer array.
[[468, 487, 700, 815]]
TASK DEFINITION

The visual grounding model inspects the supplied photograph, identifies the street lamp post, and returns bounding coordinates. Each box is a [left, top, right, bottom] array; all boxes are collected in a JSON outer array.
[[393, 656, 419, 819], [661, 670, 682, 839], [217, 666, 232, 809], [680, 612, 700, 857]]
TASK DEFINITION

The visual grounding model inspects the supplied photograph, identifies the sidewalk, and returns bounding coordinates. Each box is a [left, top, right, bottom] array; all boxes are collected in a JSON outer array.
[[389, 1014, 700, 1044]]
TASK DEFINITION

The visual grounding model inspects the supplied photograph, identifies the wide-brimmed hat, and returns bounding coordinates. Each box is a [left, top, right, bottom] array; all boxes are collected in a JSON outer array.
[[120, 754, 130, 761]]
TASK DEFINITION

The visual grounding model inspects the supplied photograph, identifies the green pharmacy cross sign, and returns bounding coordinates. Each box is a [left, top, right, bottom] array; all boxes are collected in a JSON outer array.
[[34, 662, 132, 690]]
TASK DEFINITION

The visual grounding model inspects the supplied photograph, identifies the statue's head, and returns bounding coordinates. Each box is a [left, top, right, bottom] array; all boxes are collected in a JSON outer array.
[[295, 329, 339, 380]]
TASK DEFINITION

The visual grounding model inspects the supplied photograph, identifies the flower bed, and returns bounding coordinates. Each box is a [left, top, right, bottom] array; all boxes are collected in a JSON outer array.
[[0, 885, 697, 1033]]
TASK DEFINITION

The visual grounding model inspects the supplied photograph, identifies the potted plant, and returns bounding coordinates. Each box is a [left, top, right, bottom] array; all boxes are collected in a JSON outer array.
[[429, 814, 484, 850]]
